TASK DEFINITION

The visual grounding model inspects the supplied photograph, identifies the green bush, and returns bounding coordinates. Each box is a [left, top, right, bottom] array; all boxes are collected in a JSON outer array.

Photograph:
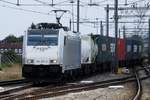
[[0, 63, 12, 70]]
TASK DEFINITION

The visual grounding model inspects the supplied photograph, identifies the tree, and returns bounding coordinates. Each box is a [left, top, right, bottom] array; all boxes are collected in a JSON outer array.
[[2, 35, 23, 43]]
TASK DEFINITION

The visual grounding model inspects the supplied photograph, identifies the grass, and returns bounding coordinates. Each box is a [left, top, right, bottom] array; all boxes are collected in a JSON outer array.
[[0, 63, 12, 70], [0, 64, 22, 81]]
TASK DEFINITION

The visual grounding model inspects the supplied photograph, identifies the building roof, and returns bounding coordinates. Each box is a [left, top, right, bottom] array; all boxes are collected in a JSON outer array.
[[0, 43, 22, 49]]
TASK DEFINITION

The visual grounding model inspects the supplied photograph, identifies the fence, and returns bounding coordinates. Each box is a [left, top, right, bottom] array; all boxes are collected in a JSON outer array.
[[0, 54, 22, 69]]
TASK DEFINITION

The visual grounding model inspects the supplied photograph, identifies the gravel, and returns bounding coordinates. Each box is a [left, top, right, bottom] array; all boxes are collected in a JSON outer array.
[[42, 72, 135, 100], [141, 78, 150, 100], [43, 83, 135, 100]]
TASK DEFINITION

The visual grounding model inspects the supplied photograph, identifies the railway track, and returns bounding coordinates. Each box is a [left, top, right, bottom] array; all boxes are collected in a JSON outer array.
[[0, 66, 149, 100], [0, 79, 30, 86], [133, 66, 150, 100], [20, 74, 148, 100], [0, 83, 32, 99], [0, 79, 32, 100], [0, 75, 135, 100], [133, 70, 142, 100], [0, 74, 148, 100]]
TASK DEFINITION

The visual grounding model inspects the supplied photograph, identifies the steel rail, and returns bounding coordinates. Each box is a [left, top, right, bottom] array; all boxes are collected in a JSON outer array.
[[133, 66, 150, 100], [16, 76, 149, 100], [0, 79, 30, 86], [0, 75, 135, 100], [133, 71, 142, 100], [1, 67, 149, 100], [0, 83, 32, 98], [19, 66, 150, 100]]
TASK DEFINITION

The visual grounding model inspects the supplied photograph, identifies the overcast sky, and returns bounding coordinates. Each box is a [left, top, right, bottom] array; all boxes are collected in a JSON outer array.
[[0, 0, 149, 40]]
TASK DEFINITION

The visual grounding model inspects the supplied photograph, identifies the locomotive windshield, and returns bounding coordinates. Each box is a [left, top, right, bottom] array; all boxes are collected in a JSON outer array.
[[27, 29, 59, 46]]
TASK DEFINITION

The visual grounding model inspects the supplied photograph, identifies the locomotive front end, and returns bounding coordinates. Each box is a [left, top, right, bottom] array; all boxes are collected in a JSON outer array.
[[22, 25, 62, 81]]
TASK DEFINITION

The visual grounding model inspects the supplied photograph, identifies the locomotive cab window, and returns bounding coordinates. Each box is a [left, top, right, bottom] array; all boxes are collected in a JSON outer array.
[[27, 29, 59, 46]]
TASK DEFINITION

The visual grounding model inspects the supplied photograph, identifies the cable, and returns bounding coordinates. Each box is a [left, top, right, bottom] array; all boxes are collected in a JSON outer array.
[[0, 2, 80, 22], [33, 0, 62, 11], [33, 0, 93, 21], [0, 0, 73, 7], [80, 0, 107, 6], [0, 1, 86, 21], [128, 0, 147, 5], [0, 0, 16, 5], [34, 0, 70, 5], [0, 4, 51, 15], [0, 0, 105, 28], [33, 0, 71, 7], [94, 0, 108, 4], [0, 0, 101, 7], [55, 0, 71, 5], [34, 0, 51, 6]]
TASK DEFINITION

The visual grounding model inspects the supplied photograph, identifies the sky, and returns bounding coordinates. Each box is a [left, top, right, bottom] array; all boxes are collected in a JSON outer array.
[[0, 0, 149, 40]]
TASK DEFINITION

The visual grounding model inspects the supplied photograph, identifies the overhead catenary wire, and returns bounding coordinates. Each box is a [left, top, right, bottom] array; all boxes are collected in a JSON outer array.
[[0, 4, 51, 15], [0, 0, 17, 5], [80, 0, 107, 5], [0, 2, 88, 23], [0, 1, 98, 32], [0, 2, 95, 28], [0, 0, 80, 7], [0, 1, 68, 18], [33, 0, 62, 10], [34, 0, 95, 22], [0, 0, 144, 31], [34, 0, 80, 7], [0, 0, 148, 7], [54, 0, 72, 5], [81, 0, 149, 6], [0, 3, 79, 22], [0, 0, 149, 34], [128, 0, 147, 5], [34, 0, 93, 25]]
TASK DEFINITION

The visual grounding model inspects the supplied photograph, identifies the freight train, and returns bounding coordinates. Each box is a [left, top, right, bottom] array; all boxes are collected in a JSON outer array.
[[22, 23, 143, 82]]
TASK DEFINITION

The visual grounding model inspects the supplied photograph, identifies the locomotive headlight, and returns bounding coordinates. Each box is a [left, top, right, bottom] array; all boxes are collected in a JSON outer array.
[[50, 60, 57, 63], [27, 59, 34, 64], [53, 60, 57, 63]]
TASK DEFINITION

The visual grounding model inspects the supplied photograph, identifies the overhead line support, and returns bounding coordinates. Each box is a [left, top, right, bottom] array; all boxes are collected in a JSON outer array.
[[114, 0, 118, 73]]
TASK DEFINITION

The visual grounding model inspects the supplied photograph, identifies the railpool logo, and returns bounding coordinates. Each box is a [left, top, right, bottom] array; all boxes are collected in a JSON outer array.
[[36, 47, 48, 51]]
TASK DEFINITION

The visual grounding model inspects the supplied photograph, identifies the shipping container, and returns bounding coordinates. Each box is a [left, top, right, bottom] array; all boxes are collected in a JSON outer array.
[[118, 39, 126, 61], [81, 34, 98, 64]]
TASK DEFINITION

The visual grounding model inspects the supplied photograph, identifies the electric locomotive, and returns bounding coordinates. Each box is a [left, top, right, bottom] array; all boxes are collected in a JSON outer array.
[[22, 23, 81, 82]]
